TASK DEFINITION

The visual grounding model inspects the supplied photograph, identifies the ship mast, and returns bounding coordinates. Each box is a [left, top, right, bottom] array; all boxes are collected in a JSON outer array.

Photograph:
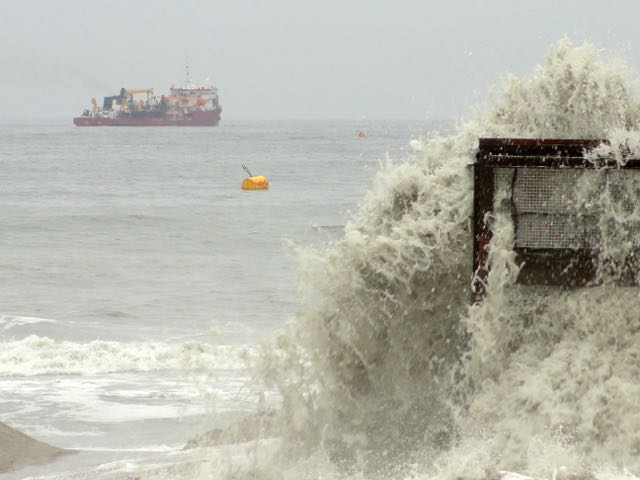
[[184, 60, 192, 88]]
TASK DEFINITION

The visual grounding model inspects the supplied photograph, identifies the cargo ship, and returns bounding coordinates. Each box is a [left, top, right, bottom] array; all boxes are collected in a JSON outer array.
[[73, 68, 221, 127]]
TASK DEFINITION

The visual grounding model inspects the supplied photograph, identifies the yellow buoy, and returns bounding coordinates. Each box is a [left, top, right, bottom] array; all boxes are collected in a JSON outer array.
[[242, 175, 269, 190]]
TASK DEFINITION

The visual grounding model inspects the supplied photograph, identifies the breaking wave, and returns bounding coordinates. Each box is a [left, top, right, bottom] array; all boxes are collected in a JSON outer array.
[[0, 335, 251, 376], [247, 39, 640, 480]]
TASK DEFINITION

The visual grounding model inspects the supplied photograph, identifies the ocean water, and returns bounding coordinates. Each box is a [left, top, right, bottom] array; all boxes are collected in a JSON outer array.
[[0, 119, 441, 478]]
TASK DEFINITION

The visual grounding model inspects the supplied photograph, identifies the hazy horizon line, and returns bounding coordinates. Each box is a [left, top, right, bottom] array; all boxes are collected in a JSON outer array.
[[0, 115, 457, 124]]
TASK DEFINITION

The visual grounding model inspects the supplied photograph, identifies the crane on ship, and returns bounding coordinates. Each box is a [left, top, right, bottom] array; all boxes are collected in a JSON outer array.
[[118, 88, 154, 112], [126, 88, 154, 95]]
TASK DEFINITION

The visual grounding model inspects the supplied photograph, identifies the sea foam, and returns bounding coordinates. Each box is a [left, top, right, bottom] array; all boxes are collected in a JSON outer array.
[[0, 335, 251, 376], [250, 39, 640, 480]]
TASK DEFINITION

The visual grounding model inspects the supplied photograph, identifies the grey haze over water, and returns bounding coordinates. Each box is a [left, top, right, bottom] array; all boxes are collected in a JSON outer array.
[[2, 0, 640, 121]]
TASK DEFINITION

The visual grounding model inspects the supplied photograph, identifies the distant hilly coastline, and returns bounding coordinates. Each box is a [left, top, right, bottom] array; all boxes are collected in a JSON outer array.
[[0, 422, 68, 473]]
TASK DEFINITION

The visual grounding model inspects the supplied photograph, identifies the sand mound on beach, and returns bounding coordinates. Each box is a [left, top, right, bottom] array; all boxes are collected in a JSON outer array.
[[0, 421, 67, 473]]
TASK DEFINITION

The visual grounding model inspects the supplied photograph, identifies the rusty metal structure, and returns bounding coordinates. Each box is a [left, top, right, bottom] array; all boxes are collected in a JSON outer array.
[[472, 138, 640, 302]]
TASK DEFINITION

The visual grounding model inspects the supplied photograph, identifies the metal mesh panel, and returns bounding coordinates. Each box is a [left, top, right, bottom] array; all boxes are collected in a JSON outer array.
[[516, 214, 599, 249], [493, 167, 601, 249], [513, 169, 581, 214], [475, 138, 640, 293]]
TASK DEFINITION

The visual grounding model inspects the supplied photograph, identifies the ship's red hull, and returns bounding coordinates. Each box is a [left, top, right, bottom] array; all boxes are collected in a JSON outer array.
[[73, 110, 220, 127]]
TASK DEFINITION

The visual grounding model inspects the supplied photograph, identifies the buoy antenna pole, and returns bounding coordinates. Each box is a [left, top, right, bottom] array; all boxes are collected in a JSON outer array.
[[242, 164, 253, 177]]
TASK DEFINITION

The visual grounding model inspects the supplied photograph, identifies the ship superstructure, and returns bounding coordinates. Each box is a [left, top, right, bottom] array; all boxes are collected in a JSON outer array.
[[73, 67, 221, 127]]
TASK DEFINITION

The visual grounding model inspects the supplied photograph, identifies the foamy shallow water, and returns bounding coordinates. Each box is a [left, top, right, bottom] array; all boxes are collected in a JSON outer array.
[[11, 440, 282, 480], [0, 367, 271, 449], [0, 339, 275, 479]]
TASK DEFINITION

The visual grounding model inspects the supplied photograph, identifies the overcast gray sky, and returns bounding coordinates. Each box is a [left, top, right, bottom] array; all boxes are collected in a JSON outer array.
[[1, 0, 640, 120]]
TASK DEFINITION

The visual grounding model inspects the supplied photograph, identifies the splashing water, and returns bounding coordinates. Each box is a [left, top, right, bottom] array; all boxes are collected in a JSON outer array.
[[237, 40, 640, 480]]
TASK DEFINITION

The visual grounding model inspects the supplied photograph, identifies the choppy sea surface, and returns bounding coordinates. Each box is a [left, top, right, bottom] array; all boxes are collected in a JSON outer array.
[[0, 119, 444, 478]]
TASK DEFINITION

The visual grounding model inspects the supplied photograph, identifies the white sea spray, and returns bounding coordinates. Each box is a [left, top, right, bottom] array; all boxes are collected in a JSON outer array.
[[244, 39, 640, 480]]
